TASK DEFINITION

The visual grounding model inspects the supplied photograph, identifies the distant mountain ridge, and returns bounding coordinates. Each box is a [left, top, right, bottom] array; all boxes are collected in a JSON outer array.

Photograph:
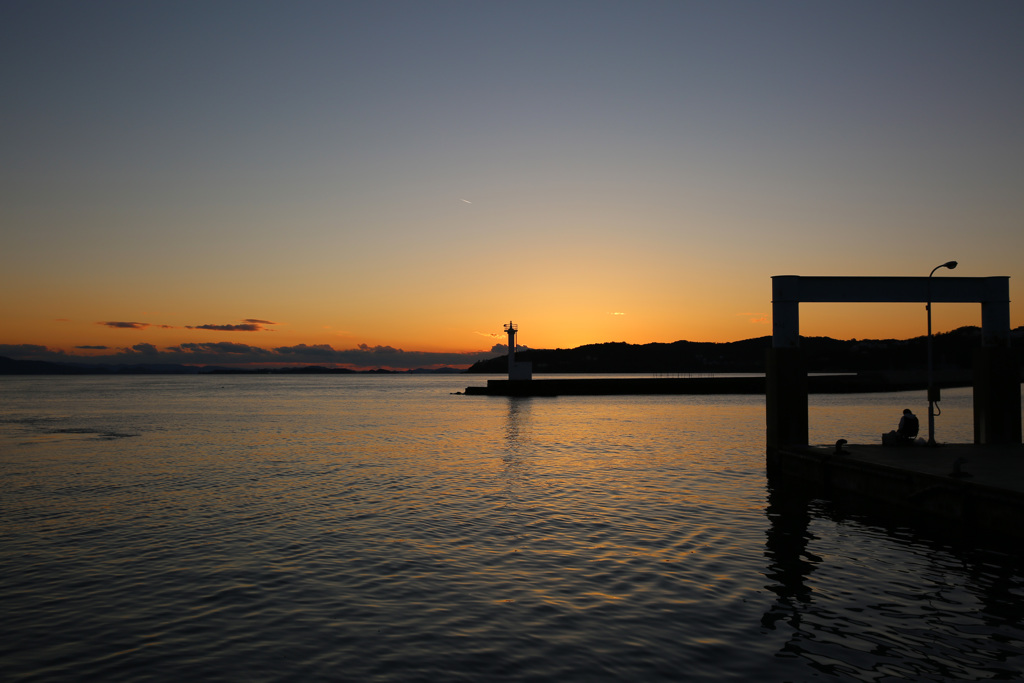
[[467, 326, 1024, 375]]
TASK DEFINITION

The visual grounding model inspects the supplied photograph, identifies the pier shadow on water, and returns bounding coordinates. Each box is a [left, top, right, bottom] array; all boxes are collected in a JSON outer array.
[[762, 474, 1024, 679]]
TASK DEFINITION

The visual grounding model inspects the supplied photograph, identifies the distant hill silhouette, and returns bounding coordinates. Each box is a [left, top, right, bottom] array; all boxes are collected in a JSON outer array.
[[0, 356, 93, 375], [0, 356, 206, 375], [467, 326, 1024, 375]]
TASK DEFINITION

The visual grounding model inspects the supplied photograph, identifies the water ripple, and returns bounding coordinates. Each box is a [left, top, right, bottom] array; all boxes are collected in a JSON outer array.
[[1, 378, 1022, 681]]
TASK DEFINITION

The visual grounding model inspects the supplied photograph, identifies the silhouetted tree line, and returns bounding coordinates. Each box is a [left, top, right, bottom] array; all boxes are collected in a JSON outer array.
[[466, 326, 1024, 375]]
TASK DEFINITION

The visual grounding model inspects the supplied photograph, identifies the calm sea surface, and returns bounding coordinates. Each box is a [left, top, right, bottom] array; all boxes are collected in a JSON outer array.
[[2, 375, 1022, 681]]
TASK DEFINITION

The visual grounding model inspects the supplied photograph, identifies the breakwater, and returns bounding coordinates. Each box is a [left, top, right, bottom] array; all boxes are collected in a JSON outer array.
[[464, 373, 970, 397]]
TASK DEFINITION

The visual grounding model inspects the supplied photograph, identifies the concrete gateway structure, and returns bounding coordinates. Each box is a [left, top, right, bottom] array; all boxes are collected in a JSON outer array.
[[766, 275, 1020, 451]]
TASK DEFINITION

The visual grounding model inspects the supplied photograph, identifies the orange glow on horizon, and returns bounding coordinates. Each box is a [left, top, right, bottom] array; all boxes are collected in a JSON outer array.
[[0, 300, 1002, 362]]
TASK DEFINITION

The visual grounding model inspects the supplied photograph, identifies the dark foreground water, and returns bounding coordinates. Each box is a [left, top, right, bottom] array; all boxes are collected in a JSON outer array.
[[1, 375, 1021, 681]]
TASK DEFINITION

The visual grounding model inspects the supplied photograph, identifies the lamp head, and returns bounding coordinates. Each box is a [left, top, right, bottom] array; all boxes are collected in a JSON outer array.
[[944, 261, 958, 270]]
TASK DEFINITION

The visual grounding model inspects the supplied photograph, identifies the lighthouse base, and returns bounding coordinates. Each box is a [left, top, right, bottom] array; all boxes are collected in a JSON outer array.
[[509, 361, 532, 381]]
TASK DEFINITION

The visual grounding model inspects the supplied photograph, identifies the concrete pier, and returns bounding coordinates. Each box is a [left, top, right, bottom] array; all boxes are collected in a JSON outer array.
[[768, 442, 1024, 544], [763, 273, 1021, 545]]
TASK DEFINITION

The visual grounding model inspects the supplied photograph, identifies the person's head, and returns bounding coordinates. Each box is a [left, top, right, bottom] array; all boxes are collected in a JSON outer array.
[[903, 408, 913, 415]]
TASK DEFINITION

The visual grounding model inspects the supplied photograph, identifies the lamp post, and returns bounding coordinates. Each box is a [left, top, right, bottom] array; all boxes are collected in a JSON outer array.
[[926, 260, 958, 446]]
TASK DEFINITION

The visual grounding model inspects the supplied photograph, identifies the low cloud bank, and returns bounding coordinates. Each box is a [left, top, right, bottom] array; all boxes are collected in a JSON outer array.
[[98, 319, 277, 332], [490, 343, 532, 354], [0, 342, 500, 370]]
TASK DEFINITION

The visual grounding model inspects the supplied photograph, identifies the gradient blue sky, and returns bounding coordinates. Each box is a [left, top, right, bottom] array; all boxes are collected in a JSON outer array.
[[2, 1, 1022, 368]]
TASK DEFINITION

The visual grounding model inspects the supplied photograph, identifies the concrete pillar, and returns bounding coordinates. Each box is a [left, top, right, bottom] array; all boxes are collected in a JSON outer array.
[[981, 279, 1011, 347], [768, 277, 807, 454], [771, 277, 801, 349], [973, 347, 1022, 445], [766, 347, 809, 453], [974, 278, 1019, 444]]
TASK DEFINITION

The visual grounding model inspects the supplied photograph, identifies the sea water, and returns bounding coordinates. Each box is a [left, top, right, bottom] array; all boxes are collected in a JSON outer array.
[[0, 375, 1021, 681]]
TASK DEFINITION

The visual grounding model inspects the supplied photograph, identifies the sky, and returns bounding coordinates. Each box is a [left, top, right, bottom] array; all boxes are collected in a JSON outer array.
[[2, 1, 1022, 369]]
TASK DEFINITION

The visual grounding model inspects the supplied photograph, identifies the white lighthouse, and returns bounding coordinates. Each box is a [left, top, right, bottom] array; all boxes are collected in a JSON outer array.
[[504, 321, 532, 381]]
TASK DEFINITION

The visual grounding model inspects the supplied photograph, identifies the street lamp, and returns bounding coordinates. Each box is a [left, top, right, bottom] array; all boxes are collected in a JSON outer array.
[[926, 260, 958, 446]]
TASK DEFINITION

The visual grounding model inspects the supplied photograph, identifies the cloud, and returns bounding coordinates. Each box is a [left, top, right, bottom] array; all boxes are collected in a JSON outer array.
[[0, 343, 62, 357], [186, 319, 277, 332], [274, 344, 338, 359], [269, 343, 498, 369], [75, 345, 109, 350], [490, 344, 529, 353], [99, 321, 175, 329], [173, 342, 270, 355], [1, 340, 503, 370], [188, 323, 263, 332], [608, 311, 626, 316], [475, 330, 503, 339], [100, 321, 151, 329], [99, 319, 277, 333], [357, 343, 402, 354]]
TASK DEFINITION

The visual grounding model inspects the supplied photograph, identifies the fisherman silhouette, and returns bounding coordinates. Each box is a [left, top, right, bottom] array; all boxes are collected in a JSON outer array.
[[883, 408, 919, 446]]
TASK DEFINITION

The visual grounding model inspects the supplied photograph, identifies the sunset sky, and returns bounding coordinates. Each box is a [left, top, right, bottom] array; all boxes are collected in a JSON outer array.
[[3, 1, 1022, 369]]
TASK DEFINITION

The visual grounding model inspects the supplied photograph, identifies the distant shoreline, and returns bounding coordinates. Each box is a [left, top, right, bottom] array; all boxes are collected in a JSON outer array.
[[0, 356, 465, 376]]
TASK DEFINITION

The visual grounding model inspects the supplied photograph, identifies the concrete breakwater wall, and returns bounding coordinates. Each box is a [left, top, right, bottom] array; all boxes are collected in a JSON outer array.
[[464, 373, 972, 397], [465, 376, 763, 396]]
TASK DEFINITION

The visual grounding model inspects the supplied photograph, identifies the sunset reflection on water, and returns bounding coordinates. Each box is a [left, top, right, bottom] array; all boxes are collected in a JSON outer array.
[[1, 376, 1021, 681]]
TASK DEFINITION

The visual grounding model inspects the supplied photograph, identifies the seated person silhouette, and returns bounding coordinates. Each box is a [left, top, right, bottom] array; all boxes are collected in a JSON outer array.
[[883, 409, 919, 446]]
